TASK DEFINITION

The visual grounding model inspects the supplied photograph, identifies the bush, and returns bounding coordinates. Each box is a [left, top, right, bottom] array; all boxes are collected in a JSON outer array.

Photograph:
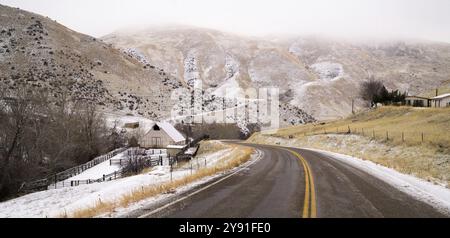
[[360, 78, 406, 106]]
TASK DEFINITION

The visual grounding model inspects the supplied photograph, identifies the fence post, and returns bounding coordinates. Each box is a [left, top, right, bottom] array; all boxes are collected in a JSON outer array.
[[103, 174, 105, 181], [386, 131, 389, 141], [402, 132, 405, 142], [348, 125, 351, 134], [422, 132, 424, 143], [170, 163, 173, 182], [71, 181, 73, 187]]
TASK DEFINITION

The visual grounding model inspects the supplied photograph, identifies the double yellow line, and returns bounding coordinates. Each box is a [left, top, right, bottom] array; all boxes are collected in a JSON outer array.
[[286, 149, 317, 218]]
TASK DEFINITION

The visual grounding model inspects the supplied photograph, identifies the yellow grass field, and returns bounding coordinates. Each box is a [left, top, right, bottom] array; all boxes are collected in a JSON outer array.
[[269, 106, 450, 151]]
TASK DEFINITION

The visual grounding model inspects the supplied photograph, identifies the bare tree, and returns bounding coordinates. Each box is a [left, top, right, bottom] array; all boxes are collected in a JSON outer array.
[[359, 77, 384, 107], [0, 86, 118, 200]]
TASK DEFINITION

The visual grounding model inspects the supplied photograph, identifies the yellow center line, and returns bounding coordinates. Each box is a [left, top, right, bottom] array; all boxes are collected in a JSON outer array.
[[286, 149, 317, 218], [301, 158, 310, 218], [305, 158, 317, 218]]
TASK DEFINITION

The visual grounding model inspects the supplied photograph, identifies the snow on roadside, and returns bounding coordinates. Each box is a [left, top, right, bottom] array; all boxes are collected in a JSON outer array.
[[306, 148, 450, 216], [0, 147, 242, 218], [112, 148, 263, 218]]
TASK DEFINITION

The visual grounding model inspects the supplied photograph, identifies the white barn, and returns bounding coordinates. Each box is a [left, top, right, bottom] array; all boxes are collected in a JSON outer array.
[[139, 122, 185, 149]]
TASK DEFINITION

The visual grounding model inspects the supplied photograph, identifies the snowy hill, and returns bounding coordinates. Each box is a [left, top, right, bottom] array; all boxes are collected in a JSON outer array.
[[103, 26, 450, 120], [0, 4, 185, 120]]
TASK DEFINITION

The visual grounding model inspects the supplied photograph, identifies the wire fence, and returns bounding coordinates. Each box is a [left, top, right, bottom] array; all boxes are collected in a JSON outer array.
[[293, 125, 448, 146]]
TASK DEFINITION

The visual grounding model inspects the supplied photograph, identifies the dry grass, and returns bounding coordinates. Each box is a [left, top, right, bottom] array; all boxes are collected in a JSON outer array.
[[65, 146, 254, 218], [196, 140, 231, 156], [260, 106, 450, 151], [248, 106, 450, 187]]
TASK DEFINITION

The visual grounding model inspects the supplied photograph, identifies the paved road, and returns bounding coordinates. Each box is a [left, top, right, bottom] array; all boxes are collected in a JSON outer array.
[[137, 143, 446, 218]]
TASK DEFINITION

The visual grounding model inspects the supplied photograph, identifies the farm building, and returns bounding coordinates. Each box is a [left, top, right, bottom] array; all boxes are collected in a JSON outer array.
[[431, 93, 450, 108], [139, 122, 186, 149], [405, 96, 431, 107]]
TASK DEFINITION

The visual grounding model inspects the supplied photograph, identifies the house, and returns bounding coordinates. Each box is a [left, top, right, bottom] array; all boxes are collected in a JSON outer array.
[[405, 96, 431, 107], [139, 122, 185, 149], [431, 93, 450, 108]]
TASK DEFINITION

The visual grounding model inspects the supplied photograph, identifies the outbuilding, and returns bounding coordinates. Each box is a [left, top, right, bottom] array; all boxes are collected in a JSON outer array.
[[431, 93, 450, 108], [139, 122, 185, 149], [405, 96, 431, 107]]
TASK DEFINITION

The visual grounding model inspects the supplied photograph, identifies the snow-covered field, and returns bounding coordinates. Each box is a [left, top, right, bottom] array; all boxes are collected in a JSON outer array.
[[0, 146, 245, 218], [66, 155, 123, 181]]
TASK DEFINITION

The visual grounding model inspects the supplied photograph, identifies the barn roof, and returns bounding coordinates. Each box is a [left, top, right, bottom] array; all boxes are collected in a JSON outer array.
[[405, 95, 430, 100], [151, 122, 185, 143], [432, 93, 450, 100]]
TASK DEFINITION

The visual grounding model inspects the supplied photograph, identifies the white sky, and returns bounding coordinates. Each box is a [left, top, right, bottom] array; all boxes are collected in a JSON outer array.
[[1, 0, 450, 42]]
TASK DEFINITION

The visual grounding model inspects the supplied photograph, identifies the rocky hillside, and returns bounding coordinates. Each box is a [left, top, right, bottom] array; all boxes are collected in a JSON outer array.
[[103, 26, 450, 120], [1, 6, 316, 132], [0, 5, 183, 120]]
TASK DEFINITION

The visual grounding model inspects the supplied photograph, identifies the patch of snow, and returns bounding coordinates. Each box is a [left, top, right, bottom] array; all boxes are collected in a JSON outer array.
[[213, 55, 243, 98], [123, 48, 150, 65], [305, 148, 450, 216], [184, 51, 201, 88], [212, 74, 242, 98], [66, 154, 124, 181], [310, 62, 344, 80]]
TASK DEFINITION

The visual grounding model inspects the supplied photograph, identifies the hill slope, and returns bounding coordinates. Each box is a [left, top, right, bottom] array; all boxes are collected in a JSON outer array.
[[103, 26, 450, 120], [1, 6, 315, 130], [0, 5, 183, 119]]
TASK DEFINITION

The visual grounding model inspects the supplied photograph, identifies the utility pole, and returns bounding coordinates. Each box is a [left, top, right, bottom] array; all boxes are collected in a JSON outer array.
[[352, 98, 355, 115]]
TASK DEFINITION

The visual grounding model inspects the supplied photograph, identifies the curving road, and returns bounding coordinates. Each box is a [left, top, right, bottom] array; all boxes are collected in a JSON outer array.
[[135, 143, 447, 218]]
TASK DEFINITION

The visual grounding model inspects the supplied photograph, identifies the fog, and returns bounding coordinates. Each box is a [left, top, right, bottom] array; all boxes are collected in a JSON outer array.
[[1, 0, 450, 42]]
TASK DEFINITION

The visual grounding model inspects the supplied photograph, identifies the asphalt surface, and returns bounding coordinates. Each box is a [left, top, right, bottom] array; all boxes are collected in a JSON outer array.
[[137, 143, 447, 218]]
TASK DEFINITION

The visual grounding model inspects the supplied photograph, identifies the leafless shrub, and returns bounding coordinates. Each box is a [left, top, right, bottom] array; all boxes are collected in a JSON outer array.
[[0, 85, 124, 200]]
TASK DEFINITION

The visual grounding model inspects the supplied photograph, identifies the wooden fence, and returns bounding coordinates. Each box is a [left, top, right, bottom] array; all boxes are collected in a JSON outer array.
[[50, 155, 166, 189], [19, 147, 127, 193], [19, 139, 207, 193]]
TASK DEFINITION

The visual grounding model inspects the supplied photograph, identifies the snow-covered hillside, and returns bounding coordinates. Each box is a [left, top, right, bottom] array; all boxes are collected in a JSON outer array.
[[103, 26, 450, 120]]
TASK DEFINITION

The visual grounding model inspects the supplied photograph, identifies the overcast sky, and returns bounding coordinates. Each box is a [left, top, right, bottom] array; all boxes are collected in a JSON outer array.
[[1, 0, 450, 42]]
